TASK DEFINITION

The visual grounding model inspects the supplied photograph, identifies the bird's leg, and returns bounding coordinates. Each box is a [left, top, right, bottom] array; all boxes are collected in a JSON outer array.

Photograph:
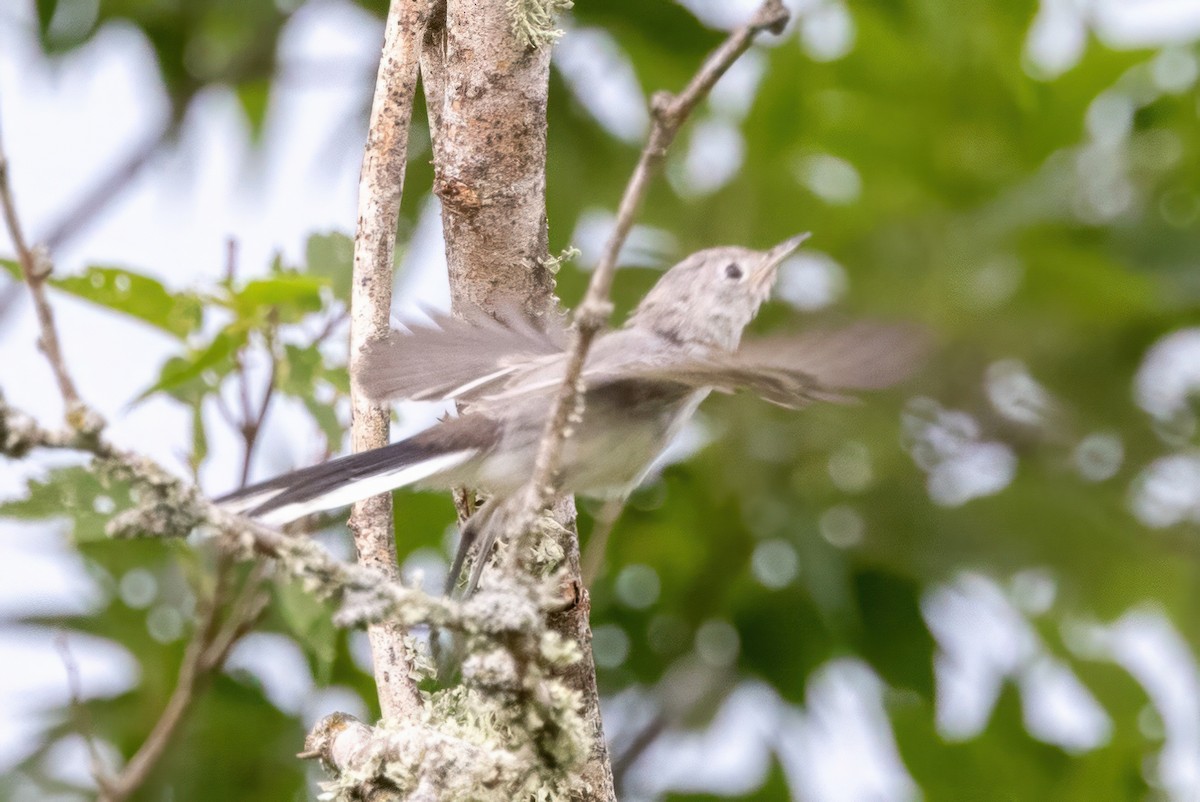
[[464, 513, 504, 596], [464, 498, 578, 595], [434, 498, 498, 683], [445, 499, 497, 596]]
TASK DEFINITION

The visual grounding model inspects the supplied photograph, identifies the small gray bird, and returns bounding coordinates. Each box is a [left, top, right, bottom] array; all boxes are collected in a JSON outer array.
[[219, 235, 923, 587]]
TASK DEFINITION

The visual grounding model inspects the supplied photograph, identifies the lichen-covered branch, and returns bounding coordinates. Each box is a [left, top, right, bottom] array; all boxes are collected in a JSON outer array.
[[489, 5, 790, 786], [301, 677, 584, 802], [301, 582, 590, 801], [421, 0, 614, 796], [480, 0, 793, 703], [0, 0, 607, 793], [1, 114, 275, 802], [0, 395, 465, 631], [423, 0, 558, 320], [2, 393, 594, 797], [348, 0, 436, 725]]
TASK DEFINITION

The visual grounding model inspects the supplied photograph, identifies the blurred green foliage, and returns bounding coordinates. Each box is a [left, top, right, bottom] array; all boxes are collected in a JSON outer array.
[[4, 0, 1200, 799]]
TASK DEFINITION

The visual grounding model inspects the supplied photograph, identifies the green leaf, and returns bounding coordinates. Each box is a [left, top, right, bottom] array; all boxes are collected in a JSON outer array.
[[236, 78, 271, 141], [35, 0, 58, 37], [735, 585, 836, 703], [0, 258, 19, 279], [853, 569, 937, 697], [273, 577, 338, 685], [137, 327, 247, 403], [277, 343, 321, 396], [305, 232, 354, 303], [230, 274, 327, 323], [890, 681, 1147, 802], [50, 265, 204, 339], [320, 363, 352, 395], [190, 401, 209, 470], [302, 396, 344, 448], [278, 344, 346, 445], [0, 465, 133, 543]]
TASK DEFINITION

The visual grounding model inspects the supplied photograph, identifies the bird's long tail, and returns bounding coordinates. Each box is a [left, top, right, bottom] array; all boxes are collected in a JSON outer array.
[[217, 428, 481, 526]]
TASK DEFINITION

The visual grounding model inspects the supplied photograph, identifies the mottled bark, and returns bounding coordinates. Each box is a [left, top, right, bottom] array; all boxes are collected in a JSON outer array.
[[420, 3, 617, 799], [423, 0, 558, 322], [349, 0, 434, 725]]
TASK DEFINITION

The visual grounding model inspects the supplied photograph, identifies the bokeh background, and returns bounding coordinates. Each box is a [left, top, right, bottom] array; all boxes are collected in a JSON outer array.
[[3, 0, 1200, 799]]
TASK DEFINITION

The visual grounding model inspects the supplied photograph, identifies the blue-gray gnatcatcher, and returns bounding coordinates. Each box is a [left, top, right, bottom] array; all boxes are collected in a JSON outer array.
[[219, 235, 923, 588]]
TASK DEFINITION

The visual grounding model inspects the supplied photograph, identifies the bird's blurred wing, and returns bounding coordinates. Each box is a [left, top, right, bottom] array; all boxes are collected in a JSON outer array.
[[355, 305, 567, 403], [461, 328, 674, 408], [622, 322, 928, 409]]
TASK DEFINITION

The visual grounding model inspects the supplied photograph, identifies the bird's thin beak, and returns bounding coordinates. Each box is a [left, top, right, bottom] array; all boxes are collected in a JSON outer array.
[[753, 232, 811, 286]]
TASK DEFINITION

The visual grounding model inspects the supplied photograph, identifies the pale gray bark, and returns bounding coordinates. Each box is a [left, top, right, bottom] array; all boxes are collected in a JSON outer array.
[[421, 2, 617, 798], [349, 0, 434, 725], [424, 0, 557, 322]]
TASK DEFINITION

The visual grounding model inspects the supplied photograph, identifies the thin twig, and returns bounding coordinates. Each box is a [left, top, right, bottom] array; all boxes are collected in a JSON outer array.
[[610, 711, 668, 792], [212, 393, 240, 431], [313, 308, 350, 346], [1, 395, 468, 631], [234, 349, 254, 433], [346, 0, 435, 724], [97, 553, 266, 802], [54, 632, 115, 795], [0, 118, 92, 423], [237, 323, 279, 487], [253, 325, 280, 437], [91, 293, 277, 801], [201, 560, 271, 672], [216, 237, 290, 480], [220, 239, 282, 487], [508, 0, 791, 554], [224, 238, 238, 285], [247, 362, 277, 455], [579, 498, 625, 588]]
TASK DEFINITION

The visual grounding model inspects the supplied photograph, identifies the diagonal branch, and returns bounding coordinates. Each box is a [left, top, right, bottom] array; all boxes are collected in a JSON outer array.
[[0, 395, 468, 632], [100, 327, 280, 802], [0, 113, 274, 802], [347, 0, 436, 726], [97, 556, 269, 802], [507, 0, 791, 550], [54, 633, 112, 795], [0, 119, 97, 427]]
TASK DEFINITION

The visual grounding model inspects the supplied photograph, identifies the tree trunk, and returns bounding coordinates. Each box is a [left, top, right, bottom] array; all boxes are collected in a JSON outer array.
[[420, 3, 617, 798]]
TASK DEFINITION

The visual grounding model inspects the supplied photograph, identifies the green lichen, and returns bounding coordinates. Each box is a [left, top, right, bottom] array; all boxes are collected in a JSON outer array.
[[539, 245, 580, 275], [508, 0, 574, 49]]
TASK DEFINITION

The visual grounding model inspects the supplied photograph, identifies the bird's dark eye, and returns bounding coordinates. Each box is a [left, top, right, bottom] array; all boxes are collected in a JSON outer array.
[[724, 263, 743, 280]]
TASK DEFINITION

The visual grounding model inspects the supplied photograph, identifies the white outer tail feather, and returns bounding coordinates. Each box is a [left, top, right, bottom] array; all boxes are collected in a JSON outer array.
[[250, 450, 476, 525]]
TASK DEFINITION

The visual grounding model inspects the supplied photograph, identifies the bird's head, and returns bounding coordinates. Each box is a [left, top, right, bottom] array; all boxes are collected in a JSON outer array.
[[627, 234, 810, 351]]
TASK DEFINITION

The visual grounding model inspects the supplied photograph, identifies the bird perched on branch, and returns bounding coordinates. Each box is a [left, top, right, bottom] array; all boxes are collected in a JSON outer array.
[[219, 235, 925, 590]]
